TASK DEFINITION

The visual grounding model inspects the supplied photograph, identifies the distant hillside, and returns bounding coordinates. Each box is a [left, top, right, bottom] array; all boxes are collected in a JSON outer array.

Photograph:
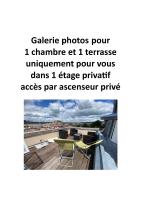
[[74, 120, 105, 128], [24, 120, 46, 124], [24, 120, 63, 124]]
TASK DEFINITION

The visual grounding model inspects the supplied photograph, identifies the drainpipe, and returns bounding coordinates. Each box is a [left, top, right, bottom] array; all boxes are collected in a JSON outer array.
[[113, 100, 117, 113]]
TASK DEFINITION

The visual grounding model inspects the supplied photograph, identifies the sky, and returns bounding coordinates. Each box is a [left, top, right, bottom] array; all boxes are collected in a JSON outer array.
[[24, 99, 114, 122]]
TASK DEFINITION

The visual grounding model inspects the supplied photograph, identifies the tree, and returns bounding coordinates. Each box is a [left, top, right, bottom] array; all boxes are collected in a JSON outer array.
[[90, 120, 102, 128]]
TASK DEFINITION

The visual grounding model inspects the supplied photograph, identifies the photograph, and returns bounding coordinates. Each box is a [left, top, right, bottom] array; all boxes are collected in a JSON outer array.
[[24, 99, 117, 170]]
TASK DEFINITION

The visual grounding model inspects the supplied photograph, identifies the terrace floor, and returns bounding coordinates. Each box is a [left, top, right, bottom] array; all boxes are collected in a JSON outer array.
[[24, 142, 90, 170]]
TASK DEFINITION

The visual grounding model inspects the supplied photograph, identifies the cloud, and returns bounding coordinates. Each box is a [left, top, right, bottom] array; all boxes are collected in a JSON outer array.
[[24, 100, 113, 122]]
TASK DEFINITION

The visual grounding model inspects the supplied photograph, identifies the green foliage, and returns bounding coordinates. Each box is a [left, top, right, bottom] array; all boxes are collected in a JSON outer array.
[[78, 120, 103, 128], [90, 120, 102, 128]]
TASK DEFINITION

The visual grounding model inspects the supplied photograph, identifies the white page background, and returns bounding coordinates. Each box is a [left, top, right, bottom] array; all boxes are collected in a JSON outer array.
[[0, 0, 141, 200]]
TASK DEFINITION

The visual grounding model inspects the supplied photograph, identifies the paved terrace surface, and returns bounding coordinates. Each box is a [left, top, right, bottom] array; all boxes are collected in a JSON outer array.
[[24, 143, 90, 170], [24, 128, 98, 146]]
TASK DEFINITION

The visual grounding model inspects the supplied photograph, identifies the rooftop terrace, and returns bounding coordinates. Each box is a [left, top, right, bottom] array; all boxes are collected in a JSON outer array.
[[24, 125, 117, 170]]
